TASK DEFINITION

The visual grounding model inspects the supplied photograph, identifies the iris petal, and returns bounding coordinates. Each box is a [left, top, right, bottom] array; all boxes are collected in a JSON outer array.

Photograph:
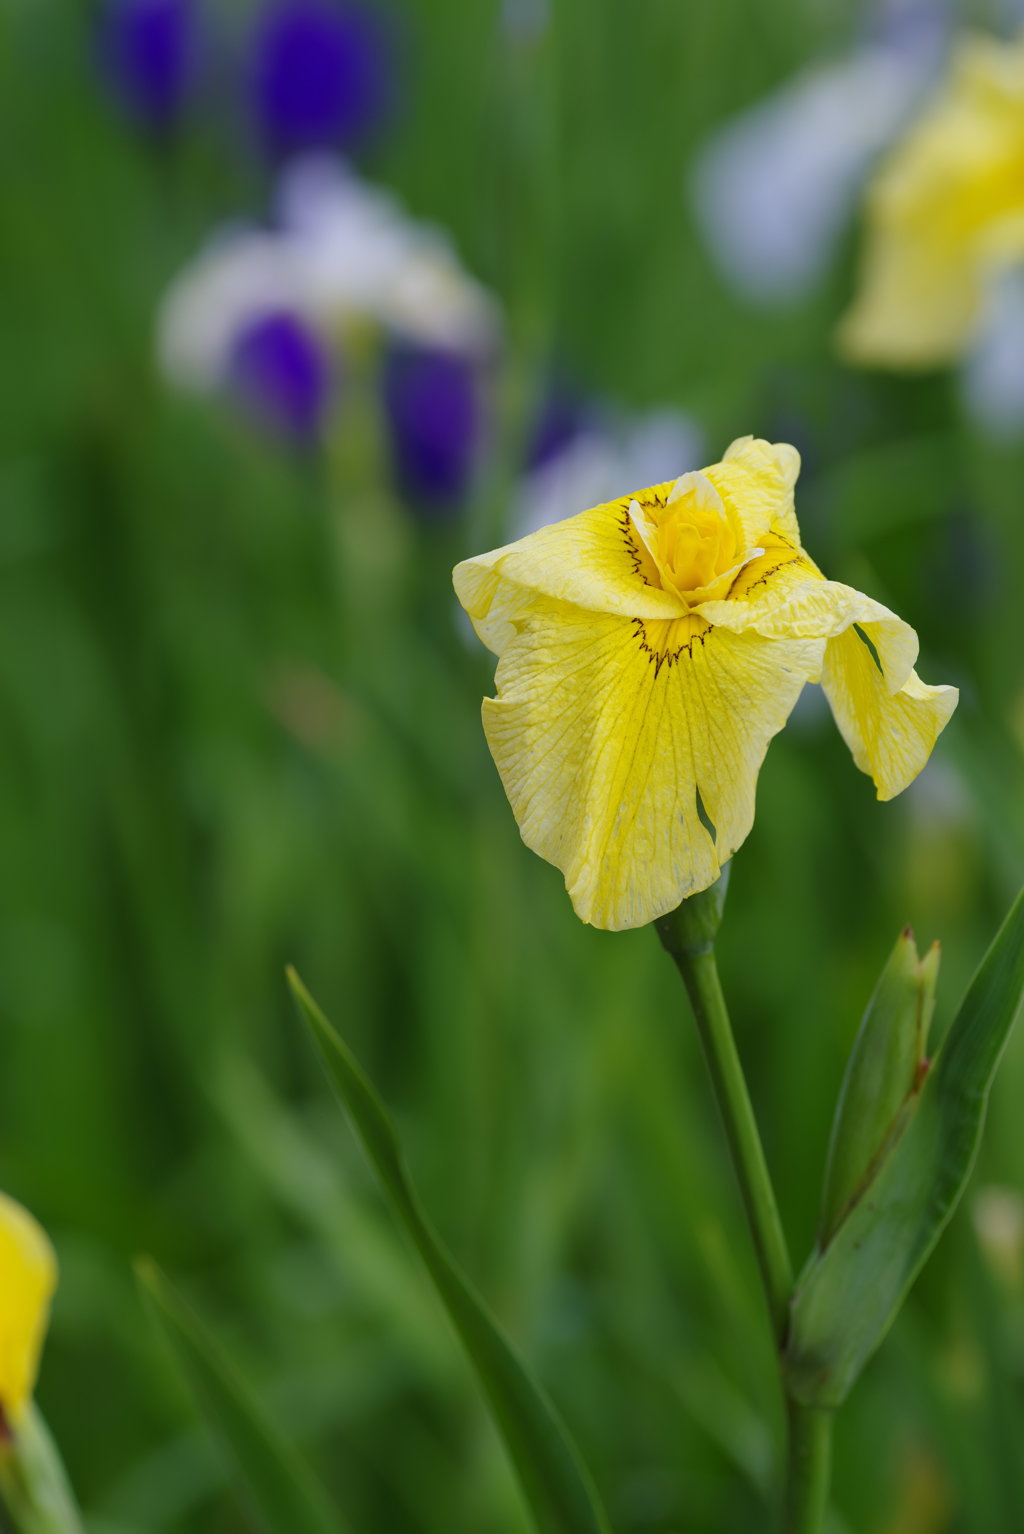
[[454, 436, 957, 929], [481, 596, 821, 929], [0, 1194, 56, 1427], [822, 628, 959, 801]]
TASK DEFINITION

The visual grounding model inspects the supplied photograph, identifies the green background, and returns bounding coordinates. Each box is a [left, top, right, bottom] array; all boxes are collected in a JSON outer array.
[[1, 2, 1022, 1530]]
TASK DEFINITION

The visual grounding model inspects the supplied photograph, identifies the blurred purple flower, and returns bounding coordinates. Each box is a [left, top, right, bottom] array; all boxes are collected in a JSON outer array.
[[527, 384, 592, 471], [227, 309, 333, 442], [97, 0, 197, 131], [250, 0, 393, 158], [382, 344, 482, 510]]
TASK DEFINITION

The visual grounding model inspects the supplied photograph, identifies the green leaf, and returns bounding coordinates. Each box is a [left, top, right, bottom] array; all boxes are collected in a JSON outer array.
[[137, 1260, 344, 1534], [785, 889, 1024, 1408], [0, 1406, 85, 1534], [286, 967, 613, 1534], [818, 929, 937, 1245]]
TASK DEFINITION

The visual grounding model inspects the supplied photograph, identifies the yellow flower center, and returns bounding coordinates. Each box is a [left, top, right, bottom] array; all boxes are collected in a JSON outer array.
[[630, 472, 758, 607]]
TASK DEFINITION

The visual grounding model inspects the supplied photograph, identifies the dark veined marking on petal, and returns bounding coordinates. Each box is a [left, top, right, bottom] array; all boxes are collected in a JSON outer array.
[[853, 623, 884, 676], [632, 617, 710, 676], [729, 548, 807, 600], [619, 498, 665, 588], [695, 786, 717, 844]]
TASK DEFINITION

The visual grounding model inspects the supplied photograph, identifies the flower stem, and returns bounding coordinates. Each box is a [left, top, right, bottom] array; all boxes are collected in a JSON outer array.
[[783, 1402, 832, 1534], [656, 929, 793, 1338], [657, 887, 832, 1533]]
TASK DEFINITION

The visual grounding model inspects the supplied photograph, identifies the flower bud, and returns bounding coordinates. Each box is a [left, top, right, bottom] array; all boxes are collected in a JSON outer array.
[[818, 929, 939, 1247]]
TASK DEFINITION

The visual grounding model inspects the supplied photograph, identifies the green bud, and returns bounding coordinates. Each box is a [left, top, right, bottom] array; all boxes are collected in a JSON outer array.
[[818, 930, 939, 1246], [655, 864, 731, 960], [785, 889, 1024, 1409]]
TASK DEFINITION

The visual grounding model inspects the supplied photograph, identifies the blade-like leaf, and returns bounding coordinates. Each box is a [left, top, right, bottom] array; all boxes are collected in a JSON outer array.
[[137, 1260, 345, 1534], [785, 889, 1024, 1408], [286, 967, 613, 1534], [0, 1406, 85, 1534]]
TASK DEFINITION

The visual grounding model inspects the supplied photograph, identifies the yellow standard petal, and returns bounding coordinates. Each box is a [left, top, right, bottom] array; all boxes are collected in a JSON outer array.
[[0, 1193, 57, 1432], [839, 33, 1024, 368], [455, 437, 957, 929]]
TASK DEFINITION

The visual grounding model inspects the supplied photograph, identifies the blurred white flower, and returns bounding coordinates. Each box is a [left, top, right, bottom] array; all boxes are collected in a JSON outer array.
[[961, 263, 1024, 437], [691, 7, 946, 304], [158, 154, 500, 393], [277, 156, 501, 355], [159, 227, 307, 390], [514, 407, 703, 538]]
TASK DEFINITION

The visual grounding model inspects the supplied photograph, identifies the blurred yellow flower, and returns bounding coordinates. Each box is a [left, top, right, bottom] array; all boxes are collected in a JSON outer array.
[[0, 1193, 57, 1433], [840, 34, 1024, 367], [454, 438, 957, 930]]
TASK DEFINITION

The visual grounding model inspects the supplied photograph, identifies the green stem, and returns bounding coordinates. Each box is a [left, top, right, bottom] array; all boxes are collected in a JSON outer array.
[[657, 931, 793, 1339], [783, 1403, 832, 1534], [657, 886, 833, 1534]]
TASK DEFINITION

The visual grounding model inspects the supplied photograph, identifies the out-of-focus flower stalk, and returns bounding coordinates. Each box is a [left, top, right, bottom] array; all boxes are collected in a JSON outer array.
[[0, 1408, 85, 1534]]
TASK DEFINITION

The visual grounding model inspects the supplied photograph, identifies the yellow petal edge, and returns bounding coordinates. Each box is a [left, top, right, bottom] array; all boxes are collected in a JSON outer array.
[[454, 438, 958, 930], [0, 1192, 57, 1430]]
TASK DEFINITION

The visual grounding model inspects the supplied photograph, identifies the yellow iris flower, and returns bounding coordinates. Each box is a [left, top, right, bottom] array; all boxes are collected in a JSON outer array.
[[0, 1193, 57, 1434], [454, 438, 957, 931], [840, 33, 1024, 367]]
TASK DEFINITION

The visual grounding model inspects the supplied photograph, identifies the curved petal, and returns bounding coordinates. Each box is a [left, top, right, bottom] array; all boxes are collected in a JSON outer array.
[[481, 597, 822, 930], [0, 1192, 57, 1423], [454, 488, 689, 654], [705, 436, 803, 545], [698, 574, 920, 693], [822, 628, 958, 800]]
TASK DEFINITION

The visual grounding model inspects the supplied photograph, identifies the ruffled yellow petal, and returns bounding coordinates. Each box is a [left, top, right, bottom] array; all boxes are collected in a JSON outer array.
[[481, 594, 821, 930], [455, 434, 958, 927], [694, 563, 956, 798], [454, 486, 688, 656], [704, 436, 802, 546], [839, 34, 1024, 367], [697, 574, 920, 693], [822, 627, 959, 801], [0, 1193, 57, 1427]]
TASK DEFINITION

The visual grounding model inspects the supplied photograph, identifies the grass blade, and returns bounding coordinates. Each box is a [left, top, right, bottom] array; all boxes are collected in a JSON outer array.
[[286, 967, 613, 1534], [137, 1260, 345, 1534]]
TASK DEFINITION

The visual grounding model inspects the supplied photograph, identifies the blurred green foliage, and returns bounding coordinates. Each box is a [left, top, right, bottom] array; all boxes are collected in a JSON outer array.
[[1, 3, 1022, 1532]]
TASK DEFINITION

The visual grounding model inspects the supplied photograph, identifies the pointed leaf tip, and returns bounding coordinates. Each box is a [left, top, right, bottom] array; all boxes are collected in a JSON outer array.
[[787, 888, 1024, 1407], [818, 928, 936, 1245]]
